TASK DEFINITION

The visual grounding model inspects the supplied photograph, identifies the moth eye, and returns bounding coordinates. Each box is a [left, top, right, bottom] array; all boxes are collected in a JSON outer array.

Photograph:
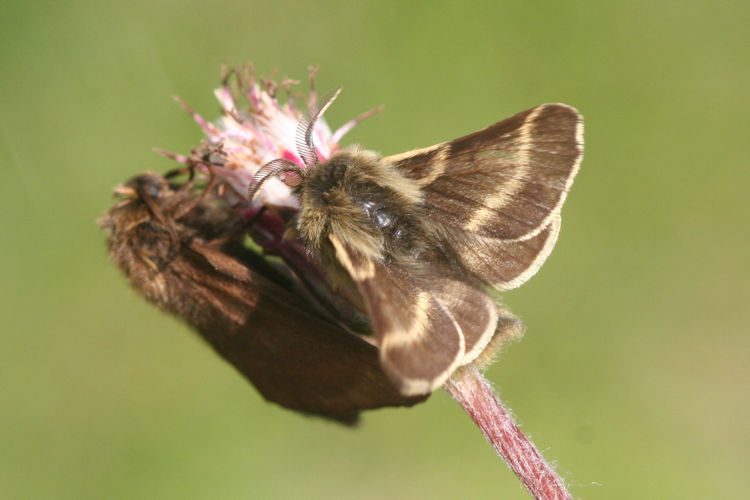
[[130, 175, 166, 200]]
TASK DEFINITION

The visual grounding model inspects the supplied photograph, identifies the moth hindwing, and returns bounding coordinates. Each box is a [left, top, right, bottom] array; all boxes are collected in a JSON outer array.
[[295, 103, 583, 395]]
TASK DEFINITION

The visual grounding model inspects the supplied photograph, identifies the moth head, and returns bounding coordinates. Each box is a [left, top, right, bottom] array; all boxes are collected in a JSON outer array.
[[111, 172, 170, 203], [247, 88, 343, 202], [103, 174, 172, 232], [100, 173, 195, 278]]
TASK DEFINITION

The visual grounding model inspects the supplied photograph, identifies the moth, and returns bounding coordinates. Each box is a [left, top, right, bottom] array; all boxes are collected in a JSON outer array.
[[99, 173, 429, 424], [249, 90, 584, 396]]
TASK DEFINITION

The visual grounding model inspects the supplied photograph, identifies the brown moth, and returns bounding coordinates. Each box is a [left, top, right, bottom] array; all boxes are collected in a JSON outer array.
[[99, 173, 429, 424], [251, 93, 583, 396]]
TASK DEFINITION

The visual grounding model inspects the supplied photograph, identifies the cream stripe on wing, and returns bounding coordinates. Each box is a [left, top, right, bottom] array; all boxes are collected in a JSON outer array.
[[378, 291, 432, 349], [462, 105, 546, 233], [412, 145, 450, 187], [384, 143, 441, 164], [495, 213, 562, 290], [329, 233, 376, 281], [382, 296, 466, 396], [384, 144, 451, 188], [458, 295, 499, 365]]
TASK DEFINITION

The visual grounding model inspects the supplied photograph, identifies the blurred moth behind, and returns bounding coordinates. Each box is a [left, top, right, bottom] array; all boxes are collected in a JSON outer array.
[[100, 173, 427, 423], [101, 68, 583, 421]]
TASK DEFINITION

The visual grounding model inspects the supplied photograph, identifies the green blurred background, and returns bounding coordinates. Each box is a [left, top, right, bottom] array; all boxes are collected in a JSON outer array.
[[2, 1, 748, 498]]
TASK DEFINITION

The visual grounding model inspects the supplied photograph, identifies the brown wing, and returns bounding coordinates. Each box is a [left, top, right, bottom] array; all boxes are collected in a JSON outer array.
[[449, 214, 562, 291], [329, 234, 498, 396], [427, 277, 499, 364], [385, 103, 582, 289], [386, 103, 581, 239], [175, 243, 427, 422]]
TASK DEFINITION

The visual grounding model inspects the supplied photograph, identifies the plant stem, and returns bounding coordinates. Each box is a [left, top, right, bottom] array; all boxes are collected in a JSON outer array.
[[444, 364, 572, 500]]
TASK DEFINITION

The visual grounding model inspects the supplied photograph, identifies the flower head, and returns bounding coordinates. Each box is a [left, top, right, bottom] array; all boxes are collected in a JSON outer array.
[[163, 64, 378, 210]]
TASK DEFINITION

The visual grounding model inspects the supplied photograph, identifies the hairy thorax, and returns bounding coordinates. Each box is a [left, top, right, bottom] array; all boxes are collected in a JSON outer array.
[[296, 147, 436, 263]]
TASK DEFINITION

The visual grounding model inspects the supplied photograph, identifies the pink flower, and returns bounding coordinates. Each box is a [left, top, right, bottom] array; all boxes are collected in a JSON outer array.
[[164, 64, 378, 210]]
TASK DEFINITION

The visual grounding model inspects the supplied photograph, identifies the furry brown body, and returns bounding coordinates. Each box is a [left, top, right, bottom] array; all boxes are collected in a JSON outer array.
[[298, 148, 450, 276]]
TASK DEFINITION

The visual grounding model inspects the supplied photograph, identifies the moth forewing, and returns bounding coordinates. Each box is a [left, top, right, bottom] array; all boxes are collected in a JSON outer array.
[[456, 103, 582, 241], [382, 103, 582, 291], [497, 214, 562, 290], [451, 213, 562, 291], [384, 103, 583, 242]]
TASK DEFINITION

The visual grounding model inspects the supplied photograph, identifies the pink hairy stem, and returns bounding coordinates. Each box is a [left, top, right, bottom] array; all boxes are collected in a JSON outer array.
[[444, 365, 573, 500]]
